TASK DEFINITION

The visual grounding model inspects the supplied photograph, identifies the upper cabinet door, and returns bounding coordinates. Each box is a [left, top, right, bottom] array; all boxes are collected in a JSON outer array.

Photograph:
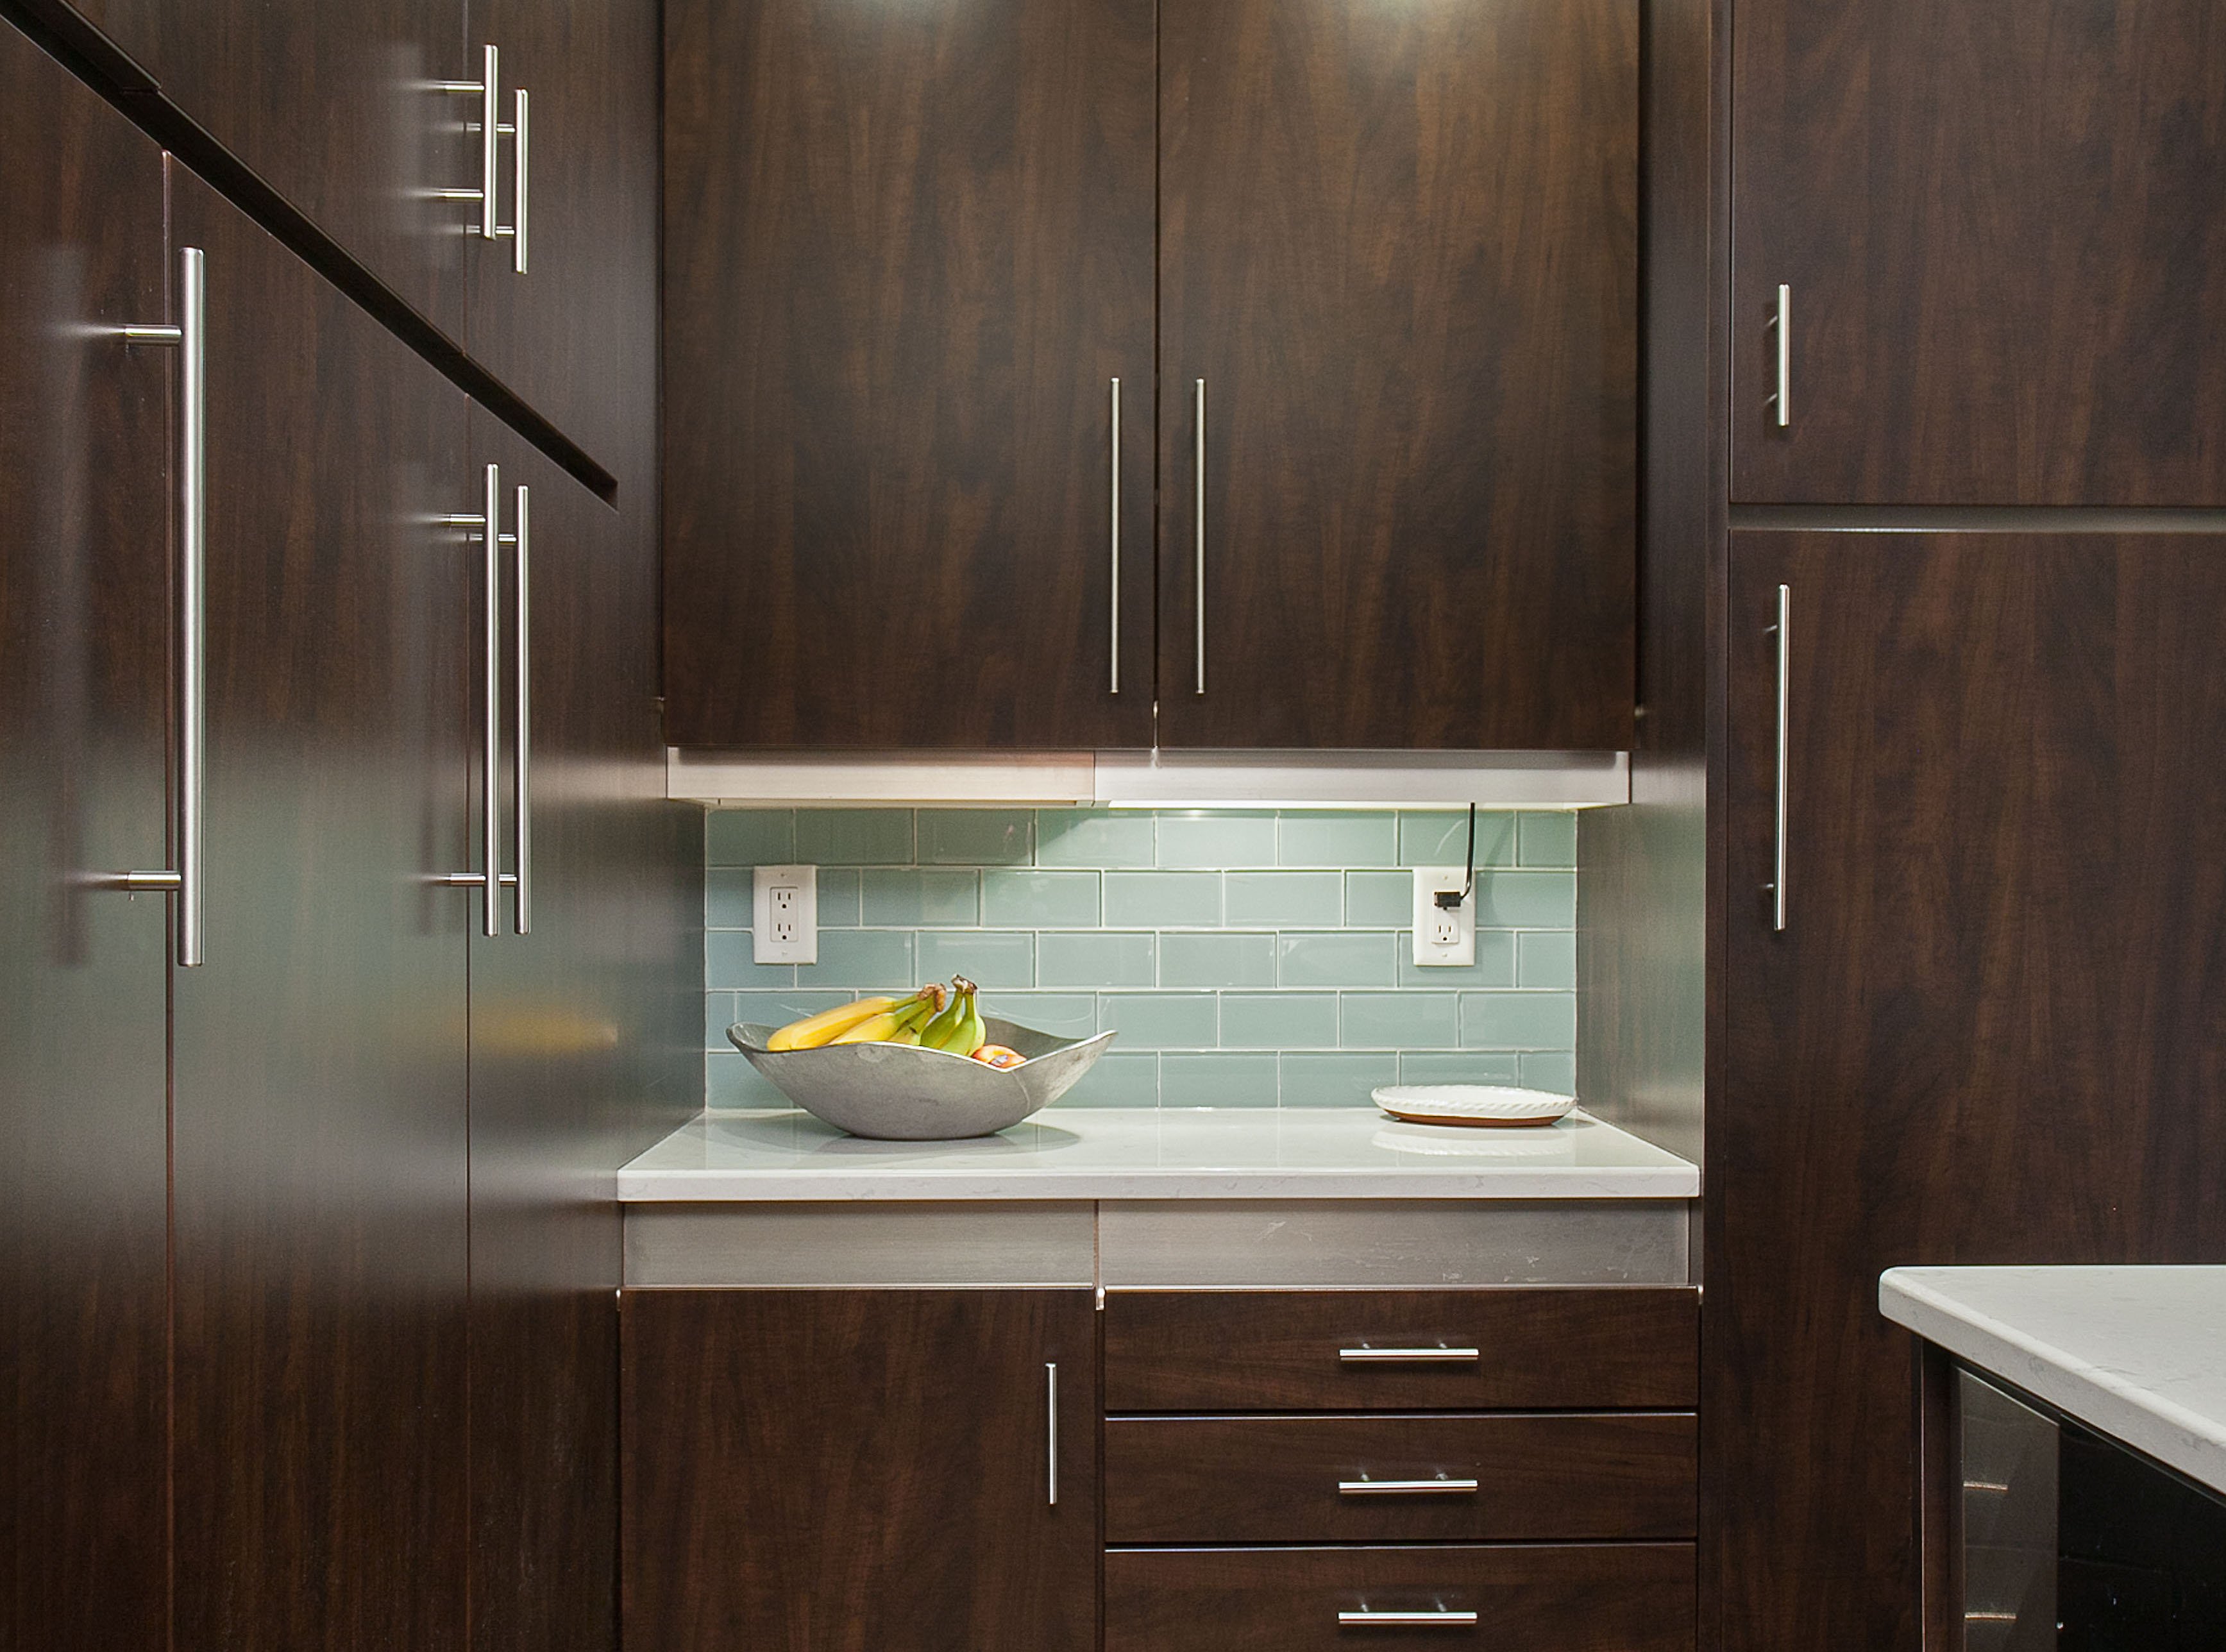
[[463, 0, 657, 496], [1158, 0, 1637, 752], [661, 0, 1156, 749], [1733, 1, 2226, 505]]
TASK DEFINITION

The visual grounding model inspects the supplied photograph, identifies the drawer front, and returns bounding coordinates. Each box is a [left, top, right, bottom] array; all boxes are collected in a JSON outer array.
[[1104, 1413, 1695, 1543], [1104, 1544, 1696, 1651], [1102, 1288, 1698, 1411]]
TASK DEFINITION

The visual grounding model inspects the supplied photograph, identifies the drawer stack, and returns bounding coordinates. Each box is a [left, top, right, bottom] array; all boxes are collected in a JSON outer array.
[[1101, 1287, 1699, 1650]]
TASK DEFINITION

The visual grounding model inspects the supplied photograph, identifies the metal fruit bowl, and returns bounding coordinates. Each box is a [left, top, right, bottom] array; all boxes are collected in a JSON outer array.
[[725, 1017, 1116, 1140]]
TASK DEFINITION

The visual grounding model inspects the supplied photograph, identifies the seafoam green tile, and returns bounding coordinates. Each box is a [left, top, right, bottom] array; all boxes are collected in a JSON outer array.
[[1520, 1051, 1578, 1094], [860, 869, 979, 927], [1398, 810, 1519, 870], [1224, 872, 1342, 927], [918, 809, 1033, 866], [1100, 993, 1218, 1050], [705, 809, 795, 867], [1516, 812, 1579, 868], [1345, 870, 1413, 927], [707, 1050, 790, 1108], [1478, 871, 1576, 928], [1517, 931, 1578, 988], [1458, 991, 1578, 1050], [1049, 1050, 1159, 1108], [705, 931, 797, 989], [1155, 811, 1278, 868], [795, 927, 915, 991], [982, 870, 1101, 928], [704, 991, 739, 1049], [1276, 931, 1397, 988], [989, 993, 1100, 1039], [1279, 1052, 1401, 1107], [794, 809, 914, 865], [1160, 1052, 1279, 1108], [705, 868, 752, 929], [815, 868, 862, 927], [1038, 931, 1158, 988], [918, 930, 1035, 989], [1397, 1051, 1523, 1086], [733, 990, 859, 1039], [1339, 992, 1460, 1049], [1395, 928, 1517, 988], [1158, 933, 1276, 989], [1036, 809, 1156, 868], [1218, 993, 1338, 1050], [1277, 812, 1398, 867], [1103, 871, 1222, 927]]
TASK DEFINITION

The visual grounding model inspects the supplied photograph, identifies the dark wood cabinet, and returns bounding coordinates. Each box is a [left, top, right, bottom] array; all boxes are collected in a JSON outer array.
[[1732, 1, 2226, 505], [1156, 0, 1637, 749], [662, 0, 1156, 749], [167, 161, 475, 1652], [1714, 532, 2226, 1651], [0, 26, 171, 1652], [623, 1287, 1099, 1652]]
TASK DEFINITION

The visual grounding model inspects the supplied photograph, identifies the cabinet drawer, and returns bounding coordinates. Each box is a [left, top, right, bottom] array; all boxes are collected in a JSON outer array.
[[1104, 1413, 1694, 1543], [1102, 1288, 1698, 1411], [1104, 1544, 1695, 1651]]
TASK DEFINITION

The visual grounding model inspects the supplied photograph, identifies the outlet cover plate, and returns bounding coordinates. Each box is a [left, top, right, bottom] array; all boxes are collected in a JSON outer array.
[[752, 864, 818, 964], [1412, 866, 1476, 967]]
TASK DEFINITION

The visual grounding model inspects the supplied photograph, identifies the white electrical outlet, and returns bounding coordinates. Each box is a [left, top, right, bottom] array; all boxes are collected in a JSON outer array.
[[752, 864, 818, 964], [1412, 866, 1476, 967]]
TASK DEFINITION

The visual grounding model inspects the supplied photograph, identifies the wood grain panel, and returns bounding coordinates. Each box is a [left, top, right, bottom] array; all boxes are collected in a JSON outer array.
[[1157, 0, 1637, 749], [663, 0, 1155, 747], [1105, 1544, 1696, 1652], [1104, 1288, 1698, 1412], [622, 1288, 1098, 1652], [0, 24, 171, 1652], [1715, 532, 2226, 1652], [167, 164, 473, 1652], [1104, 1412, 1696, 1543], [1732, 1, 2226, 503]]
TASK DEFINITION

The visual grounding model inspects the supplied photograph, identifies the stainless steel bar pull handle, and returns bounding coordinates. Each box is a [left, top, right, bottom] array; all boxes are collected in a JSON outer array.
[[1108, 377, 1120, 694], [1337, 1609, 1480, 1629], [1338, 1345, 1480, 1363], [1193, 377, 1207, 694], [112, 246, 207, 967], [1771, 283, 1792, 428], [510, 89, 528, 273], [431, 47, 522, 263], [1045, 1363, 1059, 1506], [433, 468, 511, 934], [1766, 583, 1790, 932], [1337, 1478, 1481, 1497], [511, 483, 531, 935]]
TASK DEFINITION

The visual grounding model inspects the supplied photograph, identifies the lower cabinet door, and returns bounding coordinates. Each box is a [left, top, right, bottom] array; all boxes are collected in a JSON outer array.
[[1105, 1544, 1696, 1652], [622, 1287, 1099, 1652]]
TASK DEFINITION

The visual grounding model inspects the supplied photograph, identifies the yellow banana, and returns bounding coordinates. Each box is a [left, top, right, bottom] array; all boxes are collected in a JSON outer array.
[[768, 995, 896, 1051], [829, 988, 941, 1047]]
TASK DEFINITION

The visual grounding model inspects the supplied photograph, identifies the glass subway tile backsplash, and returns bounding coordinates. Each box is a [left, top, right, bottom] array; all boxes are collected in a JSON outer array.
[[704, 808, 1578, 1110]]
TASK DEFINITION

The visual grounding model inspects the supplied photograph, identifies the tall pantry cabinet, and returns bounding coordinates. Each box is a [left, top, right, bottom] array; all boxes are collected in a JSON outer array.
[[0, 10, 692, 1652]]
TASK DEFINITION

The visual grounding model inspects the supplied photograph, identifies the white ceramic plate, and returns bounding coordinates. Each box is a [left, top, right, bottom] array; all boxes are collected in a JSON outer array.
[[1369, 1084, 1576, 1128]]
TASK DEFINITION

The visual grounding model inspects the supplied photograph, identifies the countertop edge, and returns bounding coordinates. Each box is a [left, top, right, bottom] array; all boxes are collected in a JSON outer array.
[[614, 1168, 1702, 1202], [1880, 1267, 2226, 1496]]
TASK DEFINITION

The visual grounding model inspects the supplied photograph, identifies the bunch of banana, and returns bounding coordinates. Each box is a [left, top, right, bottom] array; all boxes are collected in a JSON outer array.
[[765, 984, 943, 1051], [917, 977, 985, 1056]]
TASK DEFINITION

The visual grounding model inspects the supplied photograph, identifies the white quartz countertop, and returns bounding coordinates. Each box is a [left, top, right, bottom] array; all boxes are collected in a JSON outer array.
[[617, 1106, 1699, 1203], [1881, 1265, 2226, 1496]]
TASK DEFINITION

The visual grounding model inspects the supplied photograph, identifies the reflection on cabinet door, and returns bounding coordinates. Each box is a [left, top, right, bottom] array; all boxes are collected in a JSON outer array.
[[60, 0, 475, 342], [1716, 532, 2226, 1652], [0, 24, 169, 1652], [623, 1288, 1100, 1652], [662, 0, 1156, 748], [1157, 0, 1637, 750], [166, 160, 474, 1652], [1732, 0, 2226, 504]]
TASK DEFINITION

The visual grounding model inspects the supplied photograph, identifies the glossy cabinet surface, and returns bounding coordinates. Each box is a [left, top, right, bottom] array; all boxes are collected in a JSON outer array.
[[0, 28, 171, 1652], [1156, 0, 1636, 749], [662, 0, 1156, 748], [1732, 1, 2226, 504]]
